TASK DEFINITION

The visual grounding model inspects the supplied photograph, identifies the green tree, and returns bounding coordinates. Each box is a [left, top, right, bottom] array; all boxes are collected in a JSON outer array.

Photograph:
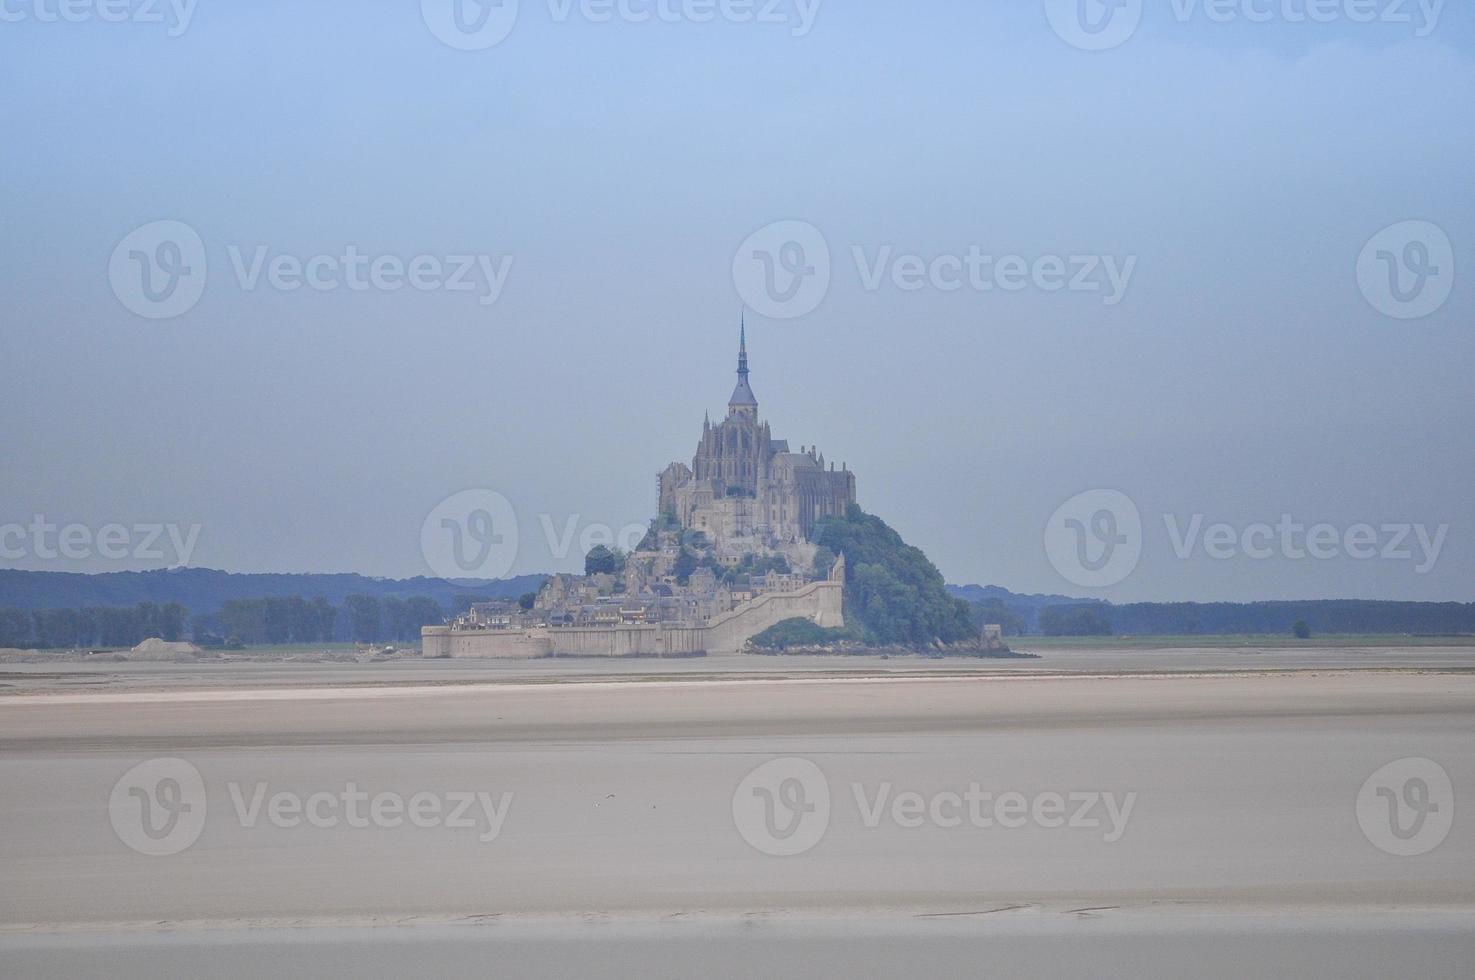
[[672, 548, 697, 585], [518, 592, 537, 611], [34, 608, 81, 649], [813, 504, 976, 647], [1039, 605, 1113, 636], [343, 595, 382, 643], [310, 597, 337, 641], [584, 545, 625, 576], [811, 546, 837, 580], [750, 617, 848, 650], [0, 607, 34, 648], [403, 596, 444, 636], [972, 598, 1026, 636], [159, 602, 187, 642], [1292, 619, 1312, 639]]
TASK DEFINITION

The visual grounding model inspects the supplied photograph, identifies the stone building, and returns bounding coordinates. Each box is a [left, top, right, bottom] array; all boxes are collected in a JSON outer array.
[[658, 324, 856, 557]]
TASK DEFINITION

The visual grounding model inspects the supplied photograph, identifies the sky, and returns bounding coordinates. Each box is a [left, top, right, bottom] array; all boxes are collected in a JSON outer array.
[[1, 0, 1472, 602]]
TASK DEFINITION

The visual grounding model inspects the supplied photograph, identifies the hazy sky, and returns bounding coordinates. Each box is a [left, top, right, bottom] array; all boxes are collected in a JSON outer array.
[[2, 0, 1472, 602]]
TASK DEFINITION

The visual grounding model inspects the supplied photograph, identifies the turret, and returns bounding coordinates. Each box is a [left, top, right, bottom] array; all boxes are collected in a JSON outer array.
[[728, 315, 758, 418]]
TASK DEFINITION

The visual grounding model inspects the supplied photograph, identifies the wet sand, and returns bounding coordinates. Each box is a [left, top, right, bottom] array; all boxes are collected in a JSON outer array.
[[2, 665, 1471, 976], [3, 642, 1474, 698], [4, 914, 1474, 980]]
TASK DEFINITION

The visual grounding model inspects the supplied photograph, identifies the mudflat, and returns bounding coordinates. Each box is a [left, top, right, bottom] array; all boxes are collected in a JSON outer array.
[[1, 670, 1471, 930]]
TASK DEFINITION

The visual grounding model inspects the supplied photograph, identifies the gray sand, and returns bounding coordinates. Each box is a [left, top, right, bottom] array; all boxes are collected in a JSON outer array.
[[2, 667, 1471, 977]]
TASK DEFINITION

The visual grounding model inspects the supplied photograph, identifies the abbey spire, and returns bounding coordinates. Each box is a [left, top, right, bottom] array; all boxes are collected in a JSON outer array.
[[728, 314, 758, 417]]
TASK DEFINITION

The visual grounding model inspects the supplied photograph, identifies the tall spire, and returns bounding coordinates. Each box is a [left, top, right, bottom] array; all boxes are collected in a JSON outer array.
[[738, 311, 749, 380], [728, 312, 758, 415]]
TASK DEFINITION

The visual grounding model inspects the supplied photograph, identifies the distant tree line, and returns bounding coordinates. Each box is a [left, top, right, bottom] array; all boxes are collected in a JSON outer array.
[[196, 595, 446, 646], [0, 602, 188, 649], [968, 597, 1475, 637], [0, 594, 449, 649], [1038, 604, 1114, 636], [1107, 600, 1475, 636], [206, 597, 339, 645]]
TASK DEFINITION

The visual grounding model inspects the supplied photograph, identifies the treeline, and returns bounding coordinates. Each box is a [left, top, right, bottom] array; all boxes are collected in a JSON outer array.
[[207, 597, 339, 645], [0, 602, 188, 649], [1, 594, 454, 649], [1109, 600, 1475, 637], [1038, 605, 1114, 636], [983, 599, 1475, 637], [195, 595, 447, 645], [0, 567, 548, 614]]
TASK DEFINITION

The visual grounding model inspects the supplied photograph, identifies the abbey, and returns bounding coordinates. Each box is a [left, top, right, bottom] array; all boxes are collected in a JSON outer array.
[[658, 323, 856, 567], [422, 323, 852, 658]]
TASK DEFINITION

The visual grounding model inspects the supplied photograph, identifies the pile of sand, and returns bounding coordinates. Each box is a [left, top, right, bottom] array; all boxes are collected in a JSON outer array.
[[129, 638, 203, 661]]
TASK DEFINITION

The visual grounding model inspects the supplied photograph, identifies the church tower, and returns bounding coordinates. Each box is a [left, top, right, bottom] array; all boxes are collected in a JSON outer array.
[[657, 317, 855, 545], [728, 316, 758, 419]]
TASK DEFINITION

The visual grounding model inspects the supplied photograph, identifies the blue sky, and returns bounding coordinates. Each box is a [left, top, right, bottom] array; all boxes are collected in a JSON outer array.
[[2, 0, 1472, 601]]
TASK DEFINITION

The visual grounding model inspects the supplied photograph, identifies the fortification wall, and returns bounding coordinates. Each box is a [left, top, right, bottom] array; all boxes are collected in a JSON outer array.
[[421, 575, 843, 659], [422, 626, 552, 659], [702, 578, 843, 654]]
